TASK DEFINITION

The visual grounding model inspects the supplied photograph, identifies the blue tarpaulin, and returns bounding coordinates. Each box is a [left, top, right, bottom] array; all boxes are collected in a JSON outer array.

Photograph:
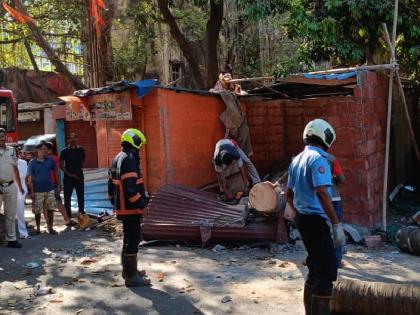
[[70, 170, 112, 217], [74, 79, 158, 98], [303, 71, 356, 80], [125, 79, 158, 98]]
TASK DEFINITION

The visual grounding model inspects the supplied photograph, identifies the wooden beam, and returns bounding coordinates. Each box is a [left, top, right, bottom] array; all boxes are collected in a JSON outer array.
[[307, 63, 395, 75], [230, 76, 275, 83], [279, 76, 356, 86], [381, 0, 399, 232]]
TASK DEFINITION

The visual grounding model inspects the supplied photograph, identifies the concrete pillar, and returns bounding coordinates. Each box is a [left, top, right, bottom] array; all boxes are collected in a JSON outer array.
[[44, 108, 56, 134]]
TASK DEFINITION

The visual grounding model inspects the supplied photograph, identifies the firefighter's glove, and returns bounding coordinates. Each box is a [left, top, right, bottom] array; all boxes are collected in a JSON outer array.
[[333, 223, 346, 248], [139, 196, 150, 209]]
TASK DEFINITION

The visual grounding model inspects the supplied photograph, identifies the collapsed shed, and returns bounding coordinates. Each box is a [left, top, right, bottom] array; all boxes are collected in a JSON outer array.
[[51, 70, 416, 243]]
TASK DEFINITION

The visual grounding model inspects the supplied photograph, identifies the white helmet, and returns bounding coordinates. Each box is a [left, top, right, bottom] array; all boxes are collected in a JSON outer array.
[[303, 119, 336, 148]]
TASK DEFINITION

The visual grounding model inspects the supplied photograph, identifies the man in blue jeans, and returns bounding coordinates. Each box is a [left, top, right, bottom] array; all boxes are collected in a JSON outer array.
[[287, 119, 346, 315]]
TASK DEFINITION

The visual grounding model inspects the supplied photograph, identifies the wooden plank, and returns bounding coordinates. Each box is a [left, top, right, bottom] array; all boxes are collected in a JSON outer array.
[[280, 76, 356, 86]]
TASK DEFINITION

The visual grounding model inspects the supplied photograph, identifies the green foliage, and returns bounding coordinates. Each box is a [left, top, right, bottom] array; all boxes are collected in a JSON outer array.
[[0, 0, 84, 75], [110, 0, 157, 80], [240, 0, 420, 80]]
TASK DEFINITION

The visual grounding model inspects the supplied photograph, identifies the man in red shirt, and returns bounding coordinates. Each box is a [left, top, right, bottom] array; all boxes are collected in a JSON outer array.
[[45, 142, 75, 227]]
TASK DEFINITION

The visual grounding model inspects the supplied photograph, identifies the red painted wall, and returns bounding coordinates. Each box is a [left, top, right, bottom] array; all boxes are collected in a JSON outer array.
[[92, 71, 387, 227]]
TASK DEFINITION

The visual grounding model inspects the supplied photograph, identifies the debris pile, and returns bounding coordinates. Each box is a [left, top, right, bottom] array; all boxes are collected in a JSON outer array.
[[98, 217, 123, 237]]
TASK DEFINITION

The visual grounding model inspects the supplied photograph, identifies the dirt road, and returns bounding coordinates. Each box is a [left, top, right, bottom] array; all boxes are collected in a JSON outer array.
[[1, 211, 419, 315]]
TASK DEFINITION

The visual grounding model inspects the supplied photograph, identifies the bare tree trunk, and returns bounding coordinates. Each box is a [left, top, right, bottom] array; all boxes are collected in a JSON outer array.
[[13, 0, 86, 90], [203, 0, 224, 88], [23, 39, 53, 101], [85, 0, 115, 88], [156, 0, 206, 89]]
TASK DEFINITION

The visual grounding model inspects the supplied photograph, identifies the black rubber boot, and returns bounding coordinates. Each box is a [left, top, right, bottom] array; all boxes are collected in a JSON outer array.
[[311, 295, 332, 315], [123, 254, 151, 287], [121, 251, 146, 279], [304, 283, 314, 315]]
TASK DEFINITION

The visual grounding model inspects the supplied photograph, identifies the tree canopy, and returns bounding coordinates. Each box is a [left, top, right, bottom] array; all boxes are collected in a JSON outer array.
[[1, 0, 418, 89]]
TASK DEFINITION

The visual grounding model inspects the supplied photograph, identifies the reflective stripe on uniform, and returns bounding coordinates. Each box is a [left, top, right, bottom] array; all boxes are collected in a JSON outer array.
[[136, 178, 144, 184], [121, 172, 138, 180], [119, 185, 126, 211], [128, 193, 141, 203], [116, 209, 143, 215], [112, 179, 121, 185]]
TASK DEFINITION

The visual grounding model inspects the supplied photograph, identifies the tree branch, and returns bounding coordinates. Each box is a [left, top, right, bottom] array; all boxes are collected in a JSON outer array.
[[11, 0, 86, 90], [0, 37, 25, 44], [156, 0, 205, 88]]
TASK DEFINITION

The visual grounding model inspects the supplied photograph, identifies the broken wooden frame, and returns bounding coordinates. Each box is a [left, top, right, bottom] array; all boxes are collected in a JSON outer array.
[[381, 0, 420, 231]]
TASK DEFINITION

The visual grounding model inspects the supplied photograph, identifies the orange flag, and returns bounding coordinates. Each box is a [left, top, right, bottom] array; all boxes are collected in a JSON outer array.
[[2, 2, 36, 24], [90, 0, 106, 37], [96, 0, 106, 9]]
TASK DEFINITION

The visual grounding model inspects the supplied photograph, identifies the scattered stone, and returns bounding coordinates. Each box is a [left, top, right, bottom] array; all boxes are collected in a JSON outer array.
[[33, 283, 54, 296], [364, 235, 383, 248], [76, 309, 85, 314], [280, 270, 302, 280], [221, 295, 232, 303], [25, 262, 40, 269], [212, 244, 226, 252]]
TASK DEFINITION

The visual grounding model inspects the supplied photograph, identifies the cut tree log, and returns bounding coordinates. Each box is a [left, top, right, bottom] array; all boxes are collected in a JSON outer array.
[[332, 279, 420, 315]]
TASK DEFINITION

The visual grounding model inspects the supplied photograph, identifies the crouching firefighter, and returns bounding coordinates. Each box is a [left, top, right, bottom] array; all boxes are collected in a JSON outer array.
[[108, 128, 151, 287]]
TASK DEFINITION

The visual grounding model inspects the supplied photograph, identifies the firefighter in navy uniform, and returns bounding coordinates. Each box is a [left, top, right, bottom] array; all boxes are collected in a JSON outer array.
[[108, 128, 151, 287]]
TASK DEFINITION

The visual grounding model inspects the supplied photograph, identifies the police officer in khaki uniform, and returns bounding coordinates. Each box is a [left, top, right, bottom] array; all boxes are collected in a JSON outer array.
[[0, 128, 25, 248]]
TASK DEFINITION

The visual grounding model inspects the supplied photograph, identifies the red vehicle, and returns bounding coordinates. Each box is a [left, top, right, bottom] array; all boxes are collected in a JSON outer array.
[[0, 89, 18, 144]]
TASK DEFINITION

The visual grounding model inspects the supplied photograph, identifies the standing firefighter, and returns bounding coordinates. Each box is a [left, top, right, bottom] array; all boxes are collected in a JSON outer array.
[[287, 119, 346, 315], [108, 128, 151, 287]]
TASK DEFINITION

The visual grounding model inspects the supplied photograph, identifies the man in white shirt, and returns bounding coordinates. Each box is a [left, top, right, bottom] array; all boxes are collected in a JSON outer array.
[[16, 148, 29, 239]]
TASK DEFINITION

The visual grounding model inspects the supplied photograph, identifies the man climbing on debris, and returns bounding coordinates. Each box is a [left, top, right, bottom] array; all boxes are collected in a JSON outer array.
[[287, 119, 346, 315], [108, 128, 151, 287], [213, 138, 260, 202]]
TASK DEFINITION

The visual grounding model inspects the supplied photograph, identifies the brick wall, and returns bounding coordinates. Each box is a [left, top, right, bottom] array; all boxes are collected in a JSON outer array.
[[64, 121, 98, 168], [246, 100, 287, 172], [244, 72, 388, 227]]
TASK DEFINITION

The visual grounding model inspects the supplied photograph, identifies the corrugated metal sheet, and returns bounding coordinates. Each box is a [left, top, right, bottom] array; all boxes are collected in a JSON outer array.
[[70, 169, 112, 216], [143, 184, 287, 244]]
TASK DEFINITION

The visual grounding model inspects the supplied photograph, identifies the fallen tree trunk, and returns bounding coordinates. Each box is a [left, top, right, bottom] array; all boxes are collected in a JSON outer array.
[[331, 279, 420, 315], [396, 226, 420, 255]]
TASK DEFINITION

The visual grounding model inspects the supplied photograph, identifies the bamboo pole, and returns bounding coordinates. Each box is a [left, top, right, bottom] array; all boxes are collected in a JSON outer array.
[[307, 63, 395, 75], [382, 25, 420, 162], [381, 0, 399, 232], [230, 76, 275, 83]]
